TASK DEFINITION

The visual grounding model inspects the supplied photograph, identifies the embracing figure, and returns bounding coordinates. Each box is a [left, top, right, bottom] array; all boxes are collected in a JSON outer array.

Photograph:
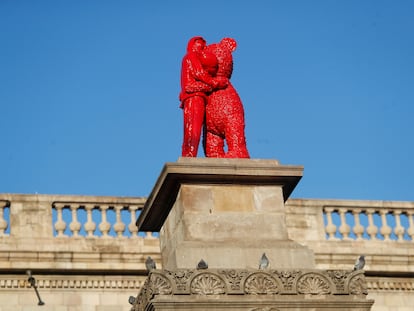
[[179, 36, 249, 159]]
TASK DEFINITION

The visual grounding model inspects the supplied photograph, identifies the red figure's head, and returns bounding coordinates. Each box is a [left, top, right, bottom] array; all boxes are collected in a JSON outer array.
[[187, 36, 206, 53], [200, 51, 218, 76], [220, 38, 237, 52]]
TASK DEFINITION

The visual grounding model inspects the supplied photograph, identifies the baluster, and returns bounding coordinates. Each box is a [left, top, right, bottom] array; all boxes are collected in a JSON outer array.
[[128, 205, 139, 237], [0, 202, 9, 236], [146, 231, 155, 239], [69, 204, 82, 237], [84, 204, 96, 237], [338, 208, 351, 239], [54, 203, 67, 237], [324, 207, 337, 240], [379, 210, 392, 240], [366, 209, 378, 240], [393, 210, 405, 241], [98, 205, 111, 237], [113, 205, 126, 237], [352, 208, 364, 240], [407, 211, 414, 240]]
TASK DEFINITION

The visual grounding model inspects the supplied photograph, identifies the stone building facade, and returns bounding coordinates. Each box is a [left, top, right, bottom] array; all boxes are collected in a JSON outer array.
[[0, 161, 413, 310]]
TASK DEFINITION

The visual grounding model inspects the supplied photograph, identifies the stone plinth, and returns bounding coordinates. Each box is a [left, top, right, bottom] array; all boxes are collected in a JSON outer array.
[[137, 158, 315, 270], [131, 269, 374, 311]]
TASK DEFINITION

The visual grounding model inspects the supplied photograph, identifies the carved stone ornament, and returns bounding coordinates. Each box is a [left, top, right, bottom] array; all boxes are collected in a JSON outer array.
[[349, 273, 368, 295], [130, 269, 369, 311], [296, 272, 331, 295], [244, 272, 280, 295], [190, 273, 226, 295], [150, 273, 172, 295]]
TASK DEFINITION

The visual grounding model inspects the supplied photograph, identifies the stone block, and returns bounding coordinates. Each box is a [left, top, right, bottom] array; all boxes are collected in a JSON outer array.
[[160, 183, 312, 269]]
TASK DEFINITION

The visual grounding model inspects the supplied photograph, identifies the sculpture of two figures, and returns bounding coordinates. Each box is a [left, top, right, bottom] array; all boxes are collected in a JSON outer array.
[[179, 36, 250, 158]]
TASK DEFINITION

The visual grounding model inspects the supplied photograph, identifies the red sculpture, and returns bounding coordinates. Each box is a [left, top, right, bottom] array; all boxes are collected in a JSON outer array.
[[179, 36, 249, 158]]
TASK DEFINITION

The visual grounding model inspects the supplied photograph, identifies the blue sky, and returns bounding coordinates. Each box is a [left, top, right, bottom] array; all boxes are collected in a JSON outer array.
[[1, 1, 413, 201]]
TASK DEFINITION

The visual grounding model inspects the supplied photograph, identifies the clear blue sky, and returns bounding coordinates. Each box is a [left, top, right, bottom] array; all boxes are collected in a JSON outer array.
[[1, 1, 413, 201]]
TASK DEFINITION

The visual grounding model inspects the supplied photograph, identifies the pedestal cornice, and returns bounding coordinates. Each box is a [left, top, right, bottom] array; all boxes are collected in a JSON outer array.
[[137, 158, 303, 231]]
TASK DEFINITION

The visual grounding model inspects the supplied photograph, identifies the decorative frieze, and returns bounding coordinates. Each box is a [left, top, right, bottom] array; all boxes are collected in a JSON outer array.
[[367, 277, 414, 291], [0, 275, 146, 290], [131, 269, 370, 311]]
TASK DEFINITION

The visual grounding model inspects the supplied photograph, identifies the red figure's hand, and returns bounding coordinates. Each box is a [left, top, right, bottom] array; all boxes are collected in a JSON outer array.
[[213, 77, 228, 90]]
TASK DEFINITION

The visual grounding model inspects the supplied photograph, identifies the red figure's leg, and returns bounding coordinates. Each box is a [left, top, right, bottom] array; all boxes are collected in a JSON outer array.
[[181, 96, 205, 157], [225, 124, 250, 158], [205, 131, 225, 158]]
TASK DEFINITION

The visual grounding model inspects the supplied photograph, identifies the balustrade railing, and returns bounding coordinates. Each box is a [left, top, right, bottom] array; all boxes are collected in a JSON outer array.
[[0, 194, 153, 239], [52, 201, 155, 238], [2, 194, 414, 243], [323, 204, 414, 241], [0, 200, 10, 236]]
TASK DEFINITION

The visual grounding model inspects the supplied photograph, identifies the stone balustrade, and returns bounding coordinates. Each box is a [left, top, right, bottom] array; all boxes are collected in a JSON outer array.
[[0, 194, 156, 238], [285, 198, 414, 242], [286, 199, 414, 274], [52, 200, 157, 238], [0, 194, 413, 310], [0, 199, 9, 236], [0, 193, 160, 272], [323, 202, 414, 241], [1, 194, 413, 273]]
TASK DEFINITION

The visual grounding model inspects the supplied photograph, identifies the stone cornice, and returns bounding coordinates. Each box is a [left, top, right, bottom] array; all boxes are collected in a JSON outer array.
[[1, 273, 412, 293], [137, 158, 303, 231], [132, 269, 370, 310]]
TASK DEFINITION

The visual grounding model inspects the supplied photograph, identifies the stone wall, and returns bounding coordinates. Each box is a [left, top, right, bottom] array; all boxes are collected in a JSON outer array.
[[0, 193, 413, 310], [0, 274, 146, 311]]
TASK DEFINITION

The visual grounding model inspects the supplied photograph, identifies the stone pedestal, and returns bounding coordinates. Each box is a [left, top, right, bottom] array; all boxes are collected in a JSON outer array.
[[137, 158, 314, 270], [134, 158, 374, 310]]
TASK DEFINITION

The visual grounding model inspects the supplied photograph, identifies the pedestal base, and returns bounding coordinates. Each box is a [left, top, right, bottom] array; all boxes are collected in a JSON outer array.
[[162, 240, 314, 270], [137, 158, 315, 270]]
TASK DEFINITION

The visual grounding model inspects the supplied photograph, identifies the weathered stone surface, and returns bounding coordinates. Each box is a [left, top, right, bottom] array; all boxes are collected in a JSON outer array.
[[4, 174, 414, 309], [131, 269, 374, 311], [136, 158, 304, 231], [148, 159, 314, 270]]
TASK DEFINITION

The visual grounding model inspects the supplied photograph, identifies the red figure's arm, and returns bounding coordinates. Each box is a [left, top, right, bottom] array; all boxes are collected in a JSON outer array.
[[187, 53, 218, 87], [186, 53, 228, 90]]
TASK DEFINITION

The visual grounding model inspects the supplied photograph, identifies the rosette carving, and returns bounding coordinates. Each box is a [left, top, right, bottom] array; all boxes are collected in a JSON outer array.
[[326, 270, 348, 292], [165, 269, 194, 291], [244, 272, 279, 295], [274, 270, 300, 291], [297, 273, 331, 295], [220, 269, 248, 291], [190, 273, 226, 295]]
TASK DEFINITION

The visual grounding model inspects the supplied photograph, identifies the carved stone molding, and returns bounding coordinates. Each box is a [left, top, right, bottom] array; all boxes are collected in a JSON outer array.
[[0, 275, 146, 290], [131, 269, 370, 310], [244, 272, 280, 295], [296, 272, 331, 295], [366, 277, 414, 291], [190, 273, 226, 295]]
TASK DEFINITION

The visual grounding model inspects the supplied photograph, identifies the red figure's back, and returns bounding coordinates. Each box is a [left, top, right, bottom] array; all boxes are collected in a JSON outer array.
[[204, 38, 250, 158]]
